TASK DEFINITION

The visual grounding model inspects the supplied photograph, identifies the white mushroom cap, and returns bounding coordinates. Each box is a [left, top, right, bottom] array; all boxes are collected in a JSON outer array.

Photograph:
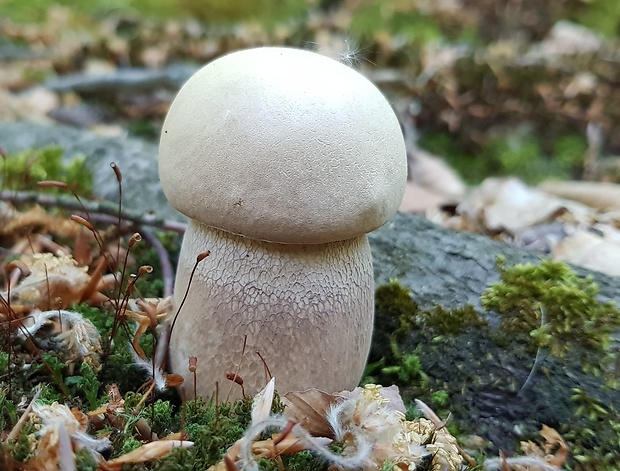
[[159, 47, 406, 244]]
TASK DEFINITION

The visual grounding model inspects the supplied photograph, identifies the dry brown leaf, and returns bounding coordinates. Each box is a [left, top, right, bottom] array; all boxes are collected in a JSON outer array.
[[460, 178, 592, 234], [4, 253, 90, 310], [399, 181, 448, 213], [252, 434, 331, 458], [0, 205, 77, 239], [509, 425, 567, 470], [539, 425, 568, 467], [540, 180, 620, 211], [282, 389, 341, 438], [409, 147, 465, 200], [100, 440, 194, 470], [552, 230, 620, 276], [28, 402, 110, 471], [0, 205, 48, 237]]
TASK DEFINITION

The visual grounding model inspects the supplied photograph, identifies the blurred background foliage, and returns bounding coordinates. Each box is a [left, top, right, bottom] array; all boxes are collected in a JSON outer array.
[[1, 0, 620, 184], [2, 0, 619, 39]]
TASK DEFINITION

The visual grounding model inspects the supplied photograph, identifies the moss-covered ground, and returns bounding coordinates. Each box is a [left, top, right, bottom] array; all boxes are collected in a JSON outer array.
[[369, 260, 620, 470]]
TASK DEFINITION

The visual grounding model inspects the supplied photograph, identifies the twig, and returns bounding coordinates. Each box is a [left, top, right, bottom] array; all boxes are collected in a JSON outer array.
[[0, 190, 187, 234], [140, 228, 175, 298], [3, 190, 179, 298]]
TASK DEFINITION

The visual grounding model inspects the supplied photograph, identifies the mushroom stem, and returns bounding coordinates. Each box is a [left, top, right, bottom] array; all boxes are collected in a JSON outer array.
[[169, 220, 374, 399]]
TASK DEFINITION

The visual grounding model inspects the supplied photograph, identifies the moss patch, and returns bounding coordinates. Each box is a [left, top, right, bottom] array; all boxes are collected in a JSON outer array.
[[373, 260, 620, 469], [0, 146, 93, 196]]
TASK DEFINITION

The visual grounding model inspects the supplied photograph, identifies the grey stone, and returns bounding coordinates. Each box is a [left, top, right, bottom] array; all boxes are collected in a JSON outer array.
[[0, 121, 181, 222], [370, 211, 620, 314]]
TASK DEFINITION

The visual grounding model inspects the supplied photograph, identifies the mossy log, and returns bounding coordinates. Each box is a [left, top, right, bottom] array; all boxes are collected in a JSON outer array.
[[370, 212, 620, 467]]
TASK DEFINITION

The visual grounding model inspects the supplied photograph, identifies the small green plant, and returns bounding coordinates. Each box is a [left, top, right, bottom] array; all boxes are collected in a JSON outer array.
[[0, 352, 8, 375], [74, 448, 99, 471], [419, 130, 587, 184], [0, 389, 18, 431], [350, 0, 443, 45], [119, 435, 142, 455], [431, 389, 449, 407], [65, 363, 101, 410], [422, 304, 487, 335], [573, 0, 620, 38], [380, 350, 429, 385], [144, 399, 175, 437], [565, 387, 620, 469], [8, 421, 37, 462]]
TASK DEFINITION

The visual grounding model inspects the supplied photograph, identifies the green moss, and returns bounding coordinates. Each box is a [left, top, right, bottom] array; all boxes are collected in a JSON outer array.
[[378, 351, 428, 386], [143, 399, 175, 437], [565, 388, 620, 469], [370, 279, 421, 363], [8, 421, 37, 462], [374, 279, 486, 340], [73, 303, 154, 393], [120, 435, 142, 455], [0, 0, 307, 23], [65, 363, 102, 409], [430, 389, 449, 407], [1, 146, 93, 196], [423, 305, 487, 335], [0, 352, 8, 376], [554, 134, 588, 172], [119, 391, 317, 471], [370, 279, 487, 389], [572, 0, 620, 38], [373, 261, 620, 468], [74, 447, 99, 471], [350, 0, 446, 45], [0, 390, 17, 432], [481, 257, 620, 370]]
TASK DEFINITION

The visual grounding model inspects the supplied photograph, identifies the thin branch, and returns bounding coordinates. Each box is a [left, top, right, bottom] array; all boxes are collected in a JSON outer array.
[[140, 228, 175, 298], [0, 190, 187, 234]]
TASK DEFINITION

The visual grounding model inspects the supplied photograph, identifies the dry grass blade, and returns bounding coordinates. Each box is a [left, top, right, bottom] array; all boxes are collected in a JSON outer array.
[[251, 377, 275, 426], [100, 440, 194, 470]]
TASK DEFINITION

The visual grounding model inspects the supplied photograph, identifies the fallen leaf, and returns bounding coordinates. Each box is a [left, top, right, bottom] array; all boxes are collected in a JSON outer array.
[[101, 440, 194, 470], [282, 389, 341, 438], [459, 178, 591, 234], [553, 230, 620, 276], [540, 425, 568, 467], [540, 180, 620, 211]]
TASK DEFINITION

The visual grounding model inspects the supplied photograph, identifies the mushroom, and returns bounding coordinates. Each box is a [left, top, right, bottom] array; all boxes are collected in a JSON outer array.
[[158, 47, 406, 399]]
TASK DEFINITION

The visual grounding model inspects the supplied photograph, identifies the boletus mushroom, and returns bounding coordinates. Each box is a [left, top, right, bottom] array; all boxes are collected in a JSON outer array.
[[159, 47, 406, 399]]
